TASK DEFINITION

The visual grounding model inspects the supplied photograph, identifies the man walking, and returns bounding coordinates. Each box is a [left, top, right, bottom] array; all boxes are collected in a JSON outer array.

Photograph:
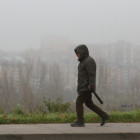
[[71, 44, 110, 127]]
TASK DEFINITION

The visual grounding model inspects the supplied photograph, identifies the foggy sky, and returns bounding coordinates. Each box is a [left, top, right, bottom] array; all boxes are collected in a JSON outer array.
[[0, 0, 140, 51]]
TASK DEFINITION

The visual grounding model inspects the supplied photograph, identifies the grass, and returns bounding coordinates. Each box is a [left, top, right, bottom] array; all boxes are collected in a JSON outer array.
[[0, 109, 140, 124]]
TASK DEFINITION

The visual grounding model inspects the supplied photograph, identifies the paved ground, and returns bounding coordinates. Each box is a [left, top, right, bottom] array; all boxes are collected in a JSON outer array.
[[0, 123, 140, 140]]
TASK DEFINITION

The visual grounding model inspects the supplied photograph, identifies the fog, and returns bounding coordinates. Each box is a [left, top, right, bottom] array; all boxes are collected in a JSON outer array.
[[0, 0, 140, 51], [0, 0, 140, 113]]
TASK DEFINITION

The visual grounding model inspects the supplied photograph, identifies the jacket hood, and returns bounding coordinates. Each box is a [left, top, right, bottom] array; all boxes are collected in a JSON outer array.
[[74, 44, 89, 61]]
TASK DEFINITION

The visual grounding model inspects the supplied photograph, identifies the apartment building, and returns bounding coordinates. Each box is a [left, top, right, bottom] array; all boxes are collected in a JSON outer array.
[[104, 41, 140, 91]]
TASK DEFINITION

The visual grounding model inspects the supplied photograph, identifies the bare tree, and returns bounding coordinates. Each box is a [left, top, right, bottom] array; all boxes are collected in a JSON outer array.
[[47, 63, 64, 101], [130, 69, 140, 109], [17, 59, 48, 112], [33, 59, 47, 97], [0, 61, 17, 112]]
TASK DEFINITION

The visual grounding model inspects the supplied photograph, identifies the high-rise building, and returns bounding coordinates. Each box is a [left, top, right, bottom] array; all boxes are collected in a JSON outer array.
[[40, 35, 71, 64]]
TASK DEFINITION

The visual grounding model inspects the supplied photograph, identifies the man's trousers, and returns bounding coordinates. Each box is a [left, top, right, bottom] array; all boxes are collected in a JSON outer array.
[[76, 91, 106, 123]]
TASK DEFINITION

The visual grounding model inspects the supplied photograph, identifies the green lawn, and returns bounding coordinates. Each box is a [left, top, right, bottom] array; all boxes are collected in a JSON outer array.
[[0, 109, 140, 124]]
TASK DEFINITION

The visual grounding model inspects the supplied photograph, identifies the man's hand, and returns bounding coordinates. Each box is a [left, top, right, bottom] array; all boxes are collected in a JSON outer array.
[[87, 86, 94, 92]]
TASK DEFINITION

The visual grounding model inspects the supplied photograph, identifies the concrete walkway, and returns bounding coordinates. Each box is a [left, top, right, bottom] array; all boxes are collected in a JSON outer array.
[[0, 123, 140, 140]]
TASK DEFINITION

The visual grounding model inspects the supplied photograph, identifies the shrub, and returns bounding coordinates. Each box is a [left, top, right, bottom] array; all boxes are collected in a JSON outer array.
[[14, 101, 25, 115], [43, 95, 71, 113], [0, 105, 4, 114], [37, 104, 48, 114]]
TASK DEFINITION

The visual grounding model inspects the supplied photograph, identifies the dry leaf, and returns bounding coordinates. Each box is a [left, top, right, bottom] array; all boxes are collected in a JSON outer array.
[[61, 114, 65, 119], [12, 118, 17, 122], [2, 115, 7, 119]]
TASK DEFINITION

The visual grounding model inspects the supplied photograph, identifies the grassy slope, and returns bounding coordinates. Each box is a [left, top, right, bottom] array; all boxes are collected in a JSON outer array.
[[0, 110, 140, 124]]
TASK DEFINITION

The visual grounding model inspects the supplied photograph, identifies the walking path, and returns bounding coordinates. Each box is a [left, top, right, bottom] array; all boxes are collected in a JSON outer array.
[[0, 123, 140, 140]]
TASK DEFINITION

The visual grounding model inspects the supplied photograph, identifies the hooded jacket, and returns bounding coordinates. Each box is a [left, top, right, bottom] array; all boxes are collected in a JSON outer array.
[[74, 44, 96, 93]]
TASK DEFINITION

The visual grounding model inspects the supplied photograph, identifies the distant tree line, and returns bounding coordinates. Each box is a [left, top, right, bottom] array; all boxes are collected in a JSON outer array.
[[0, 58, 140, 113]]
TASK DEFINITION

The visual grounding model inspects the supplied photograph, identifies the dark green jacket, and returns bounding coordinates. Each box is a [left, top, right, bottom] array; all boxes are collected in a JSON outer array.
[[74, 45, 96, 93]]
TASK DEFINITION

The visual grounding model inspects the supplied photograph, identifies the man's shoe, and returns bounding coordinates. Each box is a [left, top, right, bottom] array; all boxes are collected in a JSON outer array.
[[101, 114, 110, 126], [71, 122, 85, 127]]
